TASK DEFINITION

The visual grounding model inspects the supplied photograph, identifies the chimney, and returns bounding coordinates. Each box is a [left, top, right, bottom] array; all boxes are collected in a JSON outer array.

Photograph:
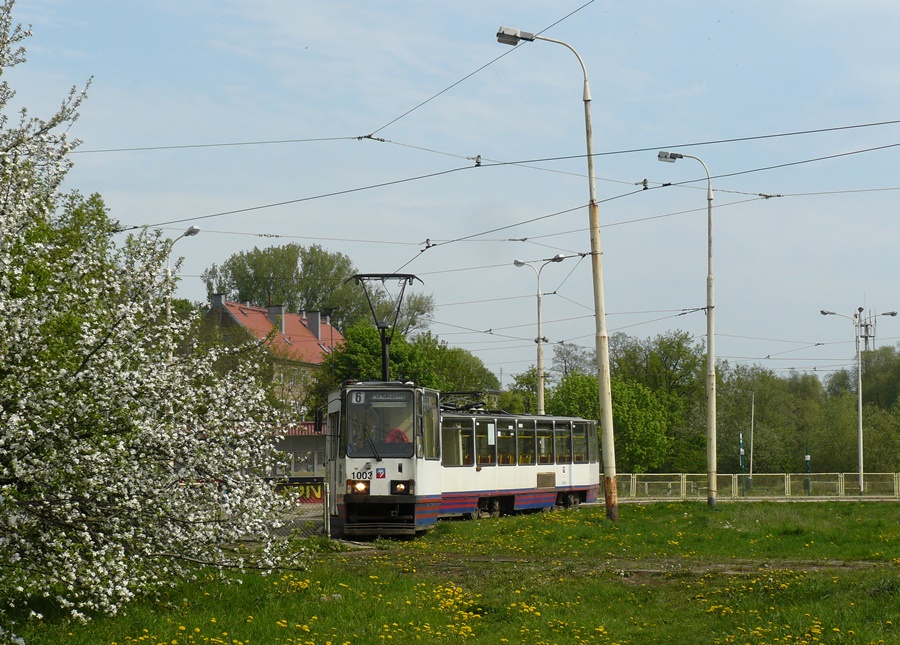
[[212, 293, 226, 308], [267, 305, 286, 334], [307, 311, 321, 340]]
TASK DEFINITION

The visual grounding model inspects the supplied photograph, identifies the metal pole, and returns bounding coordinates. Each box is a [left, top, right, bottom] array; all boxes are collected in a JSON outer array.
[[498, 28, 617, 521], [749, 392, 754, 490], [854, 311, 863, 494], [805, 437, 811, 496], [515, 256, 564, 416], [379, 323, 391, 382], [703, 161, 717, 507], [536, 266, 545, 415], [658, 152, 716, 506], [821, 307, 895, 495], [166, 227, 199, 361], [541, 35, 619, 522], [166, 261, 173, 322]]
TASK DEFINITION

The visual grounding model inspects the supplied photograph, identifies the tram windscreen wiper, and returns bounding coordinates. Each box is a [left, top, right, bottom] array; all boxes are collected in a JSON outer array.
[[362, 424, 382, 462]]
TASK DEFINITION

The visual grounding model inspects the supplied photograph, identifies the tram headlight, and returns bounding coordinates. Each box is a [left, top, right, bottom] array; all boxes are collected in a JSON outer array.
[[347, 480, 370, 495], [391, 479, 414, 495]]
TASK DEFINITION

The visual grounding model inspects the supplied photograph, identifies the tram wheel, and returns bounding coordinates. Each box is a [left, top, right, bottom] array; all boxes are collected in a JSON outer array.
[[489, 499, 500, 518]]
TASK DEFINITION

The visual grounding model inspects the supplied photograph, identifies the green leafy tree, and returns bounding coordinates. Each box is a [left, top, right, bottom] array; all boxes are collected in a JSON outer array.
[[396, 291, 435, 335], [611, 330, 705, 401], [547, 373, 669, 473], [813, 396, 900, 475], [610, 330, 706, 471], [551, 341, 594, 377], [309, 326, 497, 410], [824, 368, 854, 398], [815, 393, 858, 472], [862, 404, 900, 472], [202, 243, 435, 333], [310, 323, 430, 405], [500, 368, 539, 415], [717, 365, 825, 474], [412, 332, 499, 392], [861, 344, 900, 409], [202, 243, 368, 329], [497, 389, 528, 414], [342, 275, 434, 336]]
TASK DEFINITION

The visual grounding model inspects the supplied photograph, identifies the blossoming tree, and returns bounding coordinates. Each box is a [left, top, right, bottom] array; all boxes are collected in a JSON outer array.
[[0, 0, 293, 625]]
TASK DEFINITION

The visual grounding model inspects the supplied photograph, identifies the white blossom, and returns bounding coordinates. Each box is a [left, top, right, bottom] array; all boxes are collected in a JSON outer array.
[[0, 0, 297, 632]]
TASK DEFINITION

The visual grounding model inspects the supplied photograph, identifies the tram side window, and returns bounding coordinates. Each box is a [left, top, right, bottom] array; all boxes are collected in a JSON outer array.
[[536, 421, 554, 464], [422, 392, 440, 460], [497, 418, 516, 465], [555, 421, 572, 464], [517, 420, 535, 465], [441, 418, 474, 467], [588, 420, 599, 463], [572, 422, 589, 463], [475, 420, 496, 465]]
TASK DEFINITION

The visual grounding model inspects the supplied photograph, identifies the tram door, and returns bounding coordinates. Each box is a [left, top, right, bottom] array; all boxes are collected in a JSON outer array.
[[325, 407, 341, 518]]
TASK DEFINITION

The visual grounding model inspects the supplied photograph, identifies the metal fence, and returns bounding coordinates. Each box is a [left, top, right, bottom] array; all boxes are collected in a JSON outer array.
[[269, 477, 330, 539], [266, 472, 900, 539], [609, 472, 900, 501]]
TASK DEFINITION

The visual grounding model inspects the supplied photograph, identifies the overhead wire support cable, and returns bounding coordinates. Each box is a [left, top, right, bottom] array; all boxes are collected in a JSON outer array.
[[137, 138, 899, 235], [134, 164, 474, 230], [73, 135, 358, 154], [366, 0, 596, 137]]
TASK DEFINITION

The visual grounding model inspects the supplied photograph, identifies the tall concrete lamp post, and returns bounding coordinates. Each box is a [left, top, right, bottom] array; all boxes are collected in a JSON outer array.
[[497, 26, 618, 521], [820, 307, 897, 493], [514, 253, 565, 415], [166, 226, 200, 322], [657, 150, 717, 507]]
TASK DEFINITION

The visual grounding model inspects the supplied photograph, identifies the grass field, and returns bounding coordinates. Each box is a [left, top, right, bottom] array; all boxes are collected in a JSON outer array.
[[11, 501, 900, 644]]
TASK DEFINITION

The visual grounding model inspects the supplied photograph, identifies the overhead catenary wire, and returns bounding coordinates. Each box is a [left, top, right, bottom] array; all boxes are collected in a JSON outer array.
[[366, 0, 597, 137], [72, 135, 359, 154], [138, 136, 900, 236], [169, 176, 896, 375], [112, 59, 896, 374], [38, 2, 900, 382]]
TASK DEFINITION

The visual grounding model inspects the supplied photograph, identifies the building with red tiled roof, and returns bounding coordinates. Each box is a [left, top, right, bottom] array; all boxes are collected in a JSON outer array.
[[210, 294, 344, 366], [208, 294, 344, 430]]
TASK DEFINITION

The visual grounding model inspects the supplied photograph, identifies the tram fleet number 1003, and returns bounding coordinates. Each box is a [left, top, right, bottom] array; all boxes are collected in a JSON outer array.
[[323, 380, 600, 537]]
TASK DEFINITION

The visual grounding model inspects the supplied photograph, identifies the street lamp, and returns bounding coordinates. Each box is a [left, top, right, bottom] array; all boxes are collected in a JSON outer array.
[[658, 150, 717, 507], [820, 307, 897, 493], [514, 253, 565, 415], [497, 26, 618, 521], [166, 226, 200, 321]]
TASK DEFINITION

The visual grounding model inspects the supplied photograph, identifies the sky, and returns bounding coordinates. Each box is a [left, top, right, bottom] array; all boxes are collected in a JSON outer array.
[[9, 0, 900, 386]]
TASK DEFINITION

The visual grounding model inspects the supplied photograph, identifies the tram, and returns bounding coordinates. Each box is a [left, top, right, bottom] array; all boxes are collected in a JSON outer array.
[[322, 273, 600, 537], [323, 379, 600, 537]]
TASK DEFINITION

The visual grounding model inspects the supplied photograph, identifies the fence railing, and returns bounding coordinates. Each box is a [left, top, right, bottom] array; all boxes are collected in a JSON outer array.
[[268, 473, 900, 539], [269, 476, 330, 538], [608, 472, 900, 501]]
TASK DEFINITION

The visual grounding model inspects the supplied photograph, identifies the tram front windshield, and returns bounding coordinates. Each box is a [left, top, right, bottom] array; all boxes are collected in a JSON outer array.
[[346, 389, 415, 458]]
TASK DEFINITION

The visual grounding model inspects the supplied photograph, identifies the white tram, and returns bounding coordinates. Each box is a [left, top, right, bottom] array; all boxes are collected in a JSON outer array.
[[324, 380, 600, 537]]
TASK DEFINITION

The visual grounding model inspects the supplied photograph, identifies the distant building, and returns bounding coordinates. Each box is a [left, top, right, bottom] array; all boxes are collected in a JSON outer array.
[[209, 294, 343, 366], [208, 294, 343, 474]]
